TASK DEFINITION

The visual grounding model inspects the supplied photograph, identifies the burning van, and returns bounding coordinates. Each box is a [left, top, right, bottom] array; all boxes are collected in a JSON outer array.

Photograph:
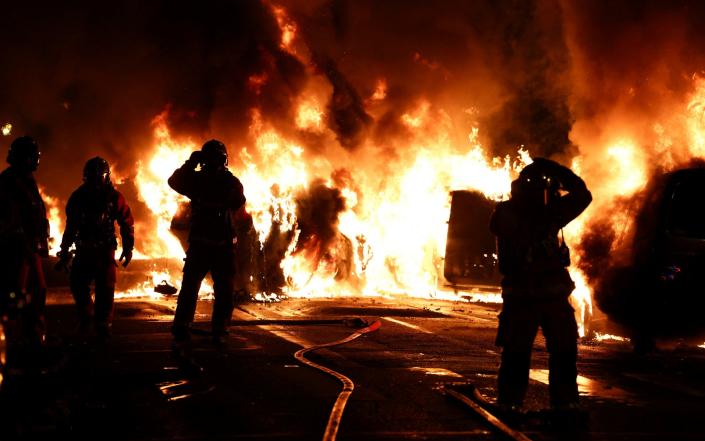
[[595, 166, 705, 348], [443, 190, 501, 291]]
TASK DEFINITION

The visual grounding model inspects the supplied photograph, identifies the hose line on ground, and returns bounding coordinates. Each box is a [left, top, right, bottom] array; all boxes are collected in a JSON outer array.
[[294, 319, 382, 441]]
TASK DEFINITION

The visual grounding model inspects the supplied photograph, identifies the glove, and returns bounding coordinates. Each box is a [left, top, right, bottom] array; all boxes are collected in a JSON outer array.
[[187, 151, 203, 168], [119, 249, 133, 268], [55, 249, 72, 273]]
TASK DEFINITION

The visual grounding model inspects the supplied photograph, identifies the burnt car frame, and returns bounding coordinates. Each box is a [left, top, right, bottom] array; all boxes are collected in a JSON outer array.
[[596, 167, 705, 348], [443, 190, 501, 292]]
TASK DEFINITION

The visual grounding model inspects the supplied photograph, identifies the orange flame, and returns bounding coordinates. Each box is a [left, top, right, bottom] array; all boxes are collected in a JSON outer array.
[[38, 185, 63, 255], [371, 79, 387, 101], [271, 5, 297, 54]]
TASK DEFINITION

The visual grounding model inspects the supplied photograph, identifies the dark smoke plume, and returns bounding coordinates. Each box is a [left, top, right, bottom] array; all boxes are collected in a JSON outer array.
[[312, 54, 372, 150], [294, 178, 346, 254]]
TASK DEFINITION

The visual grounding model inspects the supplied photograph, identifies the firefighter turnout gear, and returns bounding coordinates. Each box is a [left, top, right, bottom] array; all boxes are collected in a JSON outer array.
[[0, 136, 49, 348], [168, 139, 246, 342], [59, 158, 134, 338], [490, 157, 592, 410]]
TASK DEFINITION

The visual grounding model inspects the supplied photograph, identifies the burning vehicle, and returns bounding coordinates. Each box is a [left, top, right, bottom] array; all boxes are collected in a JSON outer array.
[[593, 166, 705, 349]]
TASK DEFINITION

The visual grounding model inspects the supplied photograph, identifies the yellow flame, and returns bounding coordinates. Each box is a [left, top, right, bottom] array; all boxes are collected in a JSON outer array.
[[605, 139, 647, 196], [1, 123, 11, 136], [594, 332, 629, 342], [686, 75, 705, 156], [568, 268, 593, 337], [134, 114, 196, 258], [295, 99, 324, 131], [401, 100, 431, 128], [38, 186, 64, 255], [371, 79, 387, 101]]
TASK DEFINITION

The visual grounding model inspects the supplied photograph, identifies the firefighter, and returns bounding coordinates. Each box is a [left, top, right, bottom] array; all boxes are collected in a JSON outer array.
[[490, 157, 592, 420], [168, 139, 246, 344], [56, 157, 134, 341], [0, 136, 49, 348]]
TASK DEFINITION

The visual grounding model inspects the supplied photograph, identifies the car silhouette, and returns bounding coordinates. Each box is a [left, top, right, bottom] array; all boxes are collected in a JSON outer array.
[[594, 166, 705, 351]]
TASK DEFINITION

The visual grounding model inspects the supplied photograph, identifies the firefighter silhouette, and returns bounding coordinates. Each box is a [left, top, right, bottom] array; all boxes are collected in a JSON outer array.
[[490, 158, 592, 415], [168, 140, 246, 344], [56, 157, 134, 340], [0, 136, 50, 348]]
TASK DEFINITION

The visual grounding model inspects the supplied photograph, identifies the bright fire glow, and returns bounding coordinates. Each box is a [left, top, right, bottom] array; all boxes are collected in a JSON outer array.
[[371, 79, 387, 101], [1, 123, 11, 136], [401, 100, 431, 128], [126, 105, 528, 304], [271, 5, 297, 54], [134, 111, 196, 258], [295, 99, 324, 131], [605, 139, 647, 196], [38, 185, 64, 255], [569, 268, 593, 337], [686, 75, 705, 156], [594, 333, 629, 342]]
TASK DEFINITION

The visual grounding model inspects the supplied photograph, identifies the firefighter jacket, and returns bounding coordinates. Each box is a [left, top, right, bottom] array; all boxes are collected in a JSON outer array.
[[60, 184, 134, 252], [490, 167, 592, 301], [0, 167, 49, 256], [167, 162, 246, 245]]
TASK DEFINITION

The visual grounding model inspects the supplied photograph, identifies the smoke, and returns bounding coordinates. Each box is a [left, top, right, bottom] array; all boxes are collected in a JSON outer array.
[[312, 55, 372, 150], [294, 178, 346, 254]]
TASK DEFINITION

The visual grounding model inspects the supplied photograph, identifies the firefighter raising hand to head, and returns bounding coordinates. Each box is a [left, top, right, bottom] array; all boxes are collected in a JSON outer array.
[[168, 139, 246, 345], [490, 157, 592, 422], [57, 157, 134, 340]]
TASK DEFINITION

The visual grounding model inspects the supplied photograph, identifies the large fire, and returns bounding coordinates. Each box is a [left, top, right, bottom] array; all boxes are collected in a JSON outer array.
[[31, 4, 705, 340]]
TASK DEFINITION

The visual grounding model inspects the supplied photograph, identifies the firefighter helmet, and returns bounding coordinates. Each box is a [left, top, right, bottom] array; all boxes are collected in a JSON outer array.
[[83, 156, 111, 187], [7, 136, 40, 171], [200, 139, 228, 167], [511, 160, 560, 203]]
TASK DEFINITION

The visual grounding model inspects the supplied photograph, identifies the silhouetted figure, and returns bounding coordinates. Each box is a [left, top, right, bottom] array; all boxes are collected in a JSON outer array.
[[0, 136, 49, 349], [490, 158, 591, 417], [168, 140, 246, 344], [56, 157, 134, 341]]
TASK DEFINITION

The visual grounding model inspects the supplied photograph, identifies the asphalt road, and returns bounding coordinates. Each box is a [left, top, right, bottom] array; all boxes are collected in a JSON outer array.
[[2, 290, 705, 441]]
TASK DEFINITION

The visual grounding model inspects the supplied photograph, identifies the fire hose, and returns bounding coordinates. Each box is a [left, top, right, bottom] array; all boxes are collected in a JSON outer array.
[[294, 319, 382, 441], [190, 316, 381, 440], [442, 384, 533, 441]]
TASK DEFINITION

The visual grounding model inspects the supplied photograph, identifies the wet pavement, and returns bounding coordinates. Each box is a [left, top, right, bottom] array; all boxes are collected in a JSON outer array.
[[2, 290, 705, 440]]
